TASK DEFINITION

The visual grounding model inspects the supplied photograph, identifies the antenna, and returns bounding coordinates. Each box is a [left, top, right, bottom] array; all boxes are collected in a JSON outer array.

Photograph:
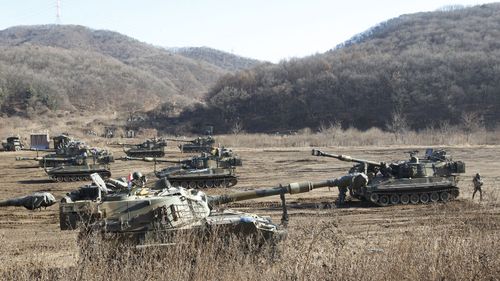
[[56, 0, 61, 24]]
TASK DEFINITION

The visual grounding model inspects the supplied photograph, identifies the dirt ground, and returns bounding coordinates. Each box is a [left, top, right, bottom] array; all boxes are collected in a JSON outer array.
[[0, 144, 499, 270]]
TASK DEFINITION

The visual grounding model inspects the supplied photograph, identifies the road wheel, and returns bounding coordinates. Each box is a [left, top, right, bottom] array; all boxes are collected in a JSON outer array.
[[420, 193, 430, 204], [206, 180, 214, 188], [440, 192, 450, 202], [430, 192, 439, 203], [390, 194, 400, 205], [400, 194, 410, 204], [379, 195, 389, 206], [197, 181, 205, 189], [188, 181, 197, 189], [410, 194, 419, 204], [214, 180, 222, 188], [369, 193, 379, 203], [229, 178, 237, 187], [180, 182, 188, 188]]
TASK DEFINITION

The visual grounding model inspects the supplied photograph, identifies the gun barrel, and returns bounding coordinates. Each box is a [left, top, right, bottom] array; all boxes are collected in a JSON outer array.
[[118, 156, 180, 163], [16, 156, 44, 161], [208, 179, 336, 206], [312, 149, 381, 167], [165, 138, 192, 143]]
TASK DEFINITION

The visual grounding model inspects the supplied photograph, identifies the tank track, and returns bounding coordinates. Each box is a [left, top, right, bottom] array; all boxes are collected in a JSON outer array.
[[169, 176, 238, 189], [366, 187, 459, 206], [49, 171, 111, 182]]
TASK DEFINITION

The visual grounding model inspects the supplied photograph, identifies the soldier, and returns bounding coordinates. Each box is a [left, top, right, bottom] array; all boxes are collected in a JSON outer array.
[[472, 173, 483, 201]]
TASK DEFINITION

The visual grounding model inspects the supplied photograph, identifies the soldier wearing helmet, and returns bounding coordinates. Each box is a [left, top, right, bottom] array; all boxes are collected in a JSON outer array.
[[131, 171, 147, 188], [472, 173, 483, 201]]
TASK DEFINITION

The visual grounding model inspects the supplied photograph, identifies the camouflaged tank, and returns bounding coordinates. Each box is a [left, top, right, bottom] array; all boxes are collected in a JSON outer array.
[[45, 164, 112, 182], [312, 148, 465, 206], [121, 138, 167, 157], [166, 136, 215, 153], [120, 147, 242, 188], [59, 173, 341, 245], [16, 139, 114, 168]]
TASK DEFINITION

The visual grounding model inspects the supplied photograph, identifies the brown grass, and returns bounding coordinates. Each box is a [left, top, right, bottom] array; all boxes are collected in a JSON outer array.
[[1, 208, 498, 281], [216, 127, 500, 148]]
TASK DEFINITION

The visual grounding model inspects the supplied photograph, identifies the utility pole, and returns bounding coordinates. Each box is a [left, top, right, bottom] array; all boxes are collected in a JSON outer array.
[[56, 0, 61, 24]]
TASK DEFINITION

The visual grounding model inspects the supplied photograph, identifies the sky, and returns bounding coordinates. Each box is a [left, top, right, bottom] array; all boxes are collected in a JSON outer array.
[[0, 0, 494, 62]]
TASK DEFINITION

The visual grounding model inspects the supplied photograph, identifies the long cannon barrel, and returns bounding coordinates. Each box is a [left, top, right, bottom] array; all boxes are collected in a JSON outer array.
[[164, 138, 193, 143], [117, 156, 182, 164], [16, 156, 44, 161], [312, 149, 381, 167], [208, 179, 337, 206], [21, 148, 56, 152]]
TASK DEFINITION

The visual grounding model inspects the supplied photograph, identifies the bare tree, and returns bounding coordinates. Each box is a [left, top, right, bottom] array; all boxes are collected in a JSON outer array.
[[461, 112, 484, 143], [387, 111, 409, 142], [231, 119, 244, 135]]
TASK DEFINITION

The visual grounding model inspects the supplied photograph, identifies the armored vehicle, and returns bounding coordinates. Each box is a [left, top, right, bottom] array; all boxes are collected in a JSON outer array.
[[312, 148, 465, 206], [59, 173, 349, 245], [121, 138, 167, 157], [120, 148, 242, 188], [167, 136, 215, 153], [2, 136, 24, 151], [16, 141, 114, 168], [46, 164, 112, 182]]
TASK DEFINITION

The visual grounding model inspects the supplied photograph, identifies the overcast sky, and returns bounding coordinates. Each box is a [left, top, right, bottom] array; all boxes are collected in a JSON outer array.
[[0, 0, 494, 62]]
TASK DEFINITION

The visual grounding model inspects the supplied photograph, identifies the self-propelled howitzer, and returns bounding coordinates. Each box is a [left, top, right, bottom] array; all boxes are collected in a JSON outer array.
[[119, 153, 241, 188], [165, 136, 215, 153], [312, 148, 465, 206], [59, 174, 343, 244]]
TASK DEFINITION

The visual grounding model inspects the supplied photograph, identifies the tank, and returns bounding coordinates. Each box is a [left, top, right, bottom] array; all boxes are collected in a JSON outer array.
[[121, 138, 167, 157], [120, 148, 242, 189], [166, 136, 215, 153], [16, 141, 114, 168], [45, 164, 112, 182], [2, 136, 24, 151], [312, 148, 466, 206], [59, 173, 343, 245]]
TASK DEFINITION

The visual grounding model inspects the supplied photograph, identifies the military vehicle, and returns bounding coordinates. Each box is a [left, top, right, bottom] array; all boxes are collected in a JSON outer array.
[[59, 173, 354, 245], [16, 141, 114, 168], [46, 164, 112, 182], [120, 147, 242, 188], [121, 138, 167, 157], [312, 148, 465, 206], [1, 136, 24, 151], [0, 192, 56, 210], [167, 136, 215, 153]]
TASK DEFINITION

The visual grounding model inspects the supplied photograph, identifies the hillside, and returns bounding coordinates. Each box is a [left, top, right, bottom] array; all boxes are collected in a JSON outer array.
[[170, 47, 261, 71], [0, 25, 258, 118], [173, 4, 500, 133]]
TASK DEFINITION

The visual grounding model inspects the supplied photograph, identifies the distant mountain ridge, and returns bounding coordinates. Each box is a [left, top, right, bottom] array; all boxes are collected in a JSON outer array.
[[173, 3, 500, 133], [169, 46, 262, 71], [0, 25, 260, 117]]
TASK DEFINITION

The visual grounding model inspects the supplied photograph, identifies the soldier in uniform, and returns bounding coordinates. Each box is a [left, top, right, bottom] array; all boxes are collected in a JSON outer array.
[[472, 173, 483, 201]]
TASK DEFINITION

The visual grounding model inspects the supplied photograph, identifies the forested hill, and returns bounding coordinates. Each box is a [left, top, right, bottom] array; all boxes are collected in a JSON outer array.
[[0, 25, 259, 117], [177, 4, 500, 133], [170, 47, 261, 71]]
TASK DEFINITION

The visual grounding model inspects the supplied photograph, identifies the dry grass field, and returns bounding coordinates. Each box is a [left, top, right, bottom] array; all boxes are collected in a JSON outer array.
[[0, 142, 498, 280]]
